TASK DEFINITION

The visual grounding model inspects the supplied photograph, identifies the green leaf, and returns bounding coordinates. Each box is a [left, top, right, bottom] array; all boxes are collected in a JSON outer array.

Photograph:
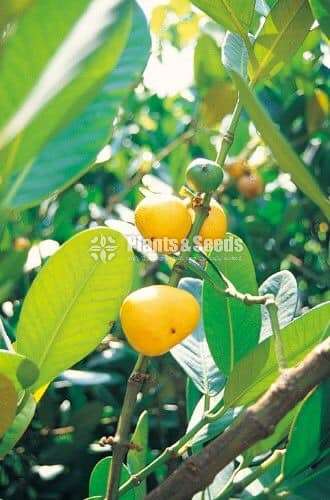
[[0, 0, 35, 32], [127, 411, 148, 500], [194, 34, 225, 90], [0, 373, 17, 438], [0, 393, 36, 458], [224, 301, 330, 408], [186, 377, 202, 421], [203, 233, 261, 375], [5, 2, 151, 210], [308, 0, 330, 38], [0, 249, 28, 302], [289, 456, 330, 499], [192, 1, 255, 36], [0, 350, 39, 390], [222, 31, 249, 79], [0, 0, 132, 204], [15, 227, 134, 390], [89, 456, 135, 499], [193, 462, 235, 499], [229, 70, 330, 218], [250, 0, 314, 83], [283, 379, 330, 478], [171, 278, 225, 395], [259, 271, 298, 341]]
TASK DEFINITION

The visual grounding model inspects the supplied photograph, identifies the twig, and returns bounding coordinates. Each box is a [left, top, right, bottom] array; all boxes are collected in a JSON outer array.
[[145, 337, 330, 499], [216, 100, 242, 166]]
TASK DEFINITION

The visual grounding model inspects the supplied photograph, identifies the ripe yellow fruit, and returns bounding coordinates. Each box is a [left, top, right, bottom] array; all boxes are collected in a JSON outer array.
[[198, 200, 228, 242], [120, 285, 200, 356], [227, 159, 249, 179], [135, 195, 192, 254]]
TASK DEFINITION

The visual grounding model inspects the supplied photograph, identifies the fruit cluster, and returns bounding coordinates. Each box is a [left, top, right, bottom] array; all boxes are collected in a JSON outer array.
[[227, 159, 264, 199], [120, 158, 227, 356]]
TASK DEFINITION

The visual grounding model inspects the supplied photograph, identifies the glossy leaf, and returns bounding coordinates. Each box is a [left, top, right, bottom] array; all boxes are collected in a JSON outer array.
[[283, 379, 330, 478], [0, 374, 17, 438], [308, 0, 330, 38], [89, 456, 135, 499], [171, 278, 225, 395], [203, 234, 261, 375], [0, 349, 39, 390], [0, 393, 36, 458], [127, 411, 148, 500], [192, 1, 255, 35], [229, 70, 330, 218], [224, 301, 330, 408], [15, 227, 134, 390], [251, 0, 313, 83], [0, 0, 132, 204], [6, 2, 150, 210], [259, 270, 298, 341], [222, 31, 249, 79]]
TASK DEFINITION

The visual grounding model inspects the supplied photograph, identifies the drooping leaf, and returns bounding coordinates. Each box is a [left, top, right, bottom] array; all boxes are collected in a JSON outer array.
[[89, 456, 135, 499], [171, 278, 225, 395], [15, 227, 134, 390], [5, 2, 151, 210], [250, 0, 314, 83], [308, 0, 330, 38], [222, 31, 249, 79], [203, 234, 261, 375], [283, 379, 330, 478], [259, 270, 298, 341], [127, 411, 148, 500], [0, 374, 17, 438], [228, 70, 330, 218], [0, 349, 39, 390], [224, 301, 330, 409], [192, 1, 255, 36], [0, 0, 132, 205], [0, 393, 36, 458]]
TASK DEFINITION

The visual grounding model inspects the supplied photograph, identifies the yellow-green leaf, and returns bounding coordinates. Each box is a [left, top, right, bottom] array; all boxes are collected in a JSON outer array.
[[0, 349, 39, 390], [15, 227, 134, 390], [0, 373, 17, 438]]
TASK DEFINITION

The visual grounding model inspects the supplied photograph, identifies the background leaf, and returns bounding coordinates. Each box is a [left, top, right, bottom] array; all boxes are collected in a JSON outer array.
[[224, 301, 330, 408], [203, 233, 261, 375], [127, 410, 148, 500], [89, 456, 134, 499], [0, 350, 39, 390], [15, 227, 133, 390], [308, 0, 330, 38], [171, 278, 225, 396], [192, 0, 255, 35], [259, 270, 298, 341], [0, 374, 17, 438], [5, 2, 151, 210]]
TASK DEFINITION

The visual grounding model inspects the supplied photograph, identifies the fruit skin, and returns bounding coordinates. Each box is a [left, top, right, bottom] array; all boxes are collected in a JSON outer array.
[[227, 159, 248, 178], [198, 199, 228, 242], [186, 158, 224, 193], [135, 194, 192, 254], [237, 173, 264, 199], [120, 285, 200, 356]]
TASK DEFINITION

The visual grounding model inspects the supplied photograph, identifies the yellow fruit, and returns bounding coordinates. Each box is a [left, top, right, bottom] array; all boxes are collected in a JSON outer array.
[[135, 195, 192, 254], [198, 200, 228, 242], [120, 285, 200, 356], [237, 173, 264, 199], [227, 159, 249, 178]]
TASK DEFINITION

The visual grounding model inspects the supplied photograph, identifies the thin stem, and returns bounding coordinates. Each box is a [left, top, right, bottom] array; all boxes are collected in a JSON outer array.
[[266, 299, 288, 370], [0, 317, 14, 351], [215, 449, 285, 500], [216, 100, 242, 166], [106, 354, 149, 500], [119, 403, 226, 496]]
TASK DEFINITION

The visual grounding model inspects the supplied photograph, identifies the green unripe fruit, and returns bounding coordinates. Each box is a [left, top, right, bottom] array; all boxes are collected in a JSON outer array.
[[186, 158, 224, 193]]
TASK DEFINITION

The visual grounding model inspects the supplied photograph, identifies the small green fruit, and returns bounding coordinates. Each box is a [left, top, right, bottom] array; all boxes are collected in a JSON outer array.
[[186, 158, 224, 193]]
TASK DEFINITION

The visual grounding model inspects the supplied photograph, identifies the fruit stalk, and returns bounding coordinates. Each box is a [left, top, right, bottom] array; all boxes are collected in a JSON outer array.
[[106, 354, 148, 500], [216, 100, 242, 166]]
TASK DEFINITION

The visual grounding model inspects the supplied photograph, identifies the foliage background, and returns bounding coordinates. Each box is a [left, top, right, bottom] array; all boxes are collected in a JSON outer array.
[[0, 0, 329, 498]]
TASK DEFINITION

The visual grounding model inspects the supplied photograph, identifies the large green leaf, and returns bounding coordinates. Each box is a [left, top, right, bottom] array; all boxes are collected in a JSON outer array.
[[127, 411, 148, 500], [171, 278, 225, 396], [224, 301, 330, 408], [250, 0, 313, 83], [0, 349, 39, 390], [89, 456, 135, 499], [0, 373, 17, 438], [15, 227, 134, 390], [289, 456, 330, 499], [192, 1, 255, 36], [229, 70, 330, 218], [283, 379, 330, 478], [194, 34, 225, 90], [203, 233, 261, 375], [0, 0, 132, 205], [0, 393, 36, 458], [5, 2, 150, 210], [308, 0, 330, 38]]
